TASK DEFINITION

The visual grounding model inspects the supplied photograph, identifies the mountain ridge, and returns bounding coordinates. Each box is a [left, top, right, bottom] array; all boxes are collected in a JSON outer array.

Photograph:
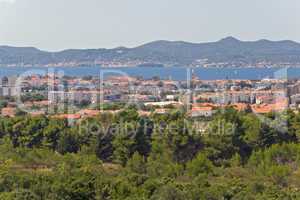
[[1, 37, 300, 67]]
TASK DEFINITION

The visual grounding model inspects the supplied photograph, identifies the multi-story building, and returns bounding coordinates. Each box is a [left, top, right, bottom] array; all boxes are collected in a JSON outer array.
[[0, 76, 19, 97]]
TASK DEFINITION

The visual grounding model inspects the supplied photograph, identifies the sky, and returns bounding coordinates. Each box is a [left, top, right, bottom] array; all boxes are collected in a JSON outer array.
[[0, 0, 299, 51]]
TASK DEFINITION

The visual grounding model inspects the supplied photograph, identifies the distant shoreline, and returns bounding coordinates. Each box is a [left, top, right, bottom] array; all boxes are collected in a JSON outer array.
[[0, 66, 297, 81], [0, 65, 296, 69]]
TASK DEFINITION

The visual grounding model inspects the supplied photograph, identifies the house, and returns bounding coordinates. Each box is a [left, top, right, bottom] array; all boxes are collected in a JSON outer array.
[[251, 98, 288, 114], [78, 109, 100, 117], [99, 110, 122, 115], [256, 95, 274, 104], [1, 107, 16, 117], [231, 103, 249, 112], [251, 104, 273, 114], [166, 95, 175, 101], [52, 114, 81, 120], [154, 109, 169, 114], [29, 111, 46, 117], [144, 101, 183, 107], [138, 111, 151, 117], [190, 106, 215, 117]]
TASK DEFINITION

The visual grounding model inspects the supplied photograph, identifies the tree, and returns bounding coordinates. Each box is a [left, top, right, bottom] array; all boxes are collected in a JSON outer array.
[[112, 130, 136, 166], [133, 117, 152, 157], [150, 184, 185, 200], [96, 131, 114, 162], [11, 116, 48, 148], [57, 130, 79, 154], [126, 152, 146, 174], [117, 106, 139, 123], [186, 153, 214, 176], [43, 119, 66, 150]]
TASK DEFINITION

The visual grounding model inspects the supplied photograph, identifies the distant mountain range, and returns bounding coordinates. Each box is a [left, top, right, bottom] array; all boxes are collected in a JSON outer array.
[[1, 37, 300, 67]]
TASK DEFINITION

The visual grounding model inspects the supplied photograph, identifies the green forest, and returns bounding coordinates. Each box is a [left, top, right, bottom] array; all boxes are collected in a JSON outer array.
[[1, 107, 300, 199]]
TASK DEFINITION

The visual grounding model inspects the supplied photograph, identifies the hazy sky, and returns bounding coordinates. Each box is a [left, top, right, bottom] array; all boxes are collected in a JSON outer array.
[[0, 0, 299, 51]]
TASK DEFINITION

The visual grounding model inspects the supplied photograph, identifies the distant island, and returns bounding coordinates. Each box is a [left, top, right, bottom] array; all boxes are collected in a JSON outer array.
[[1, 37, 300, 68]]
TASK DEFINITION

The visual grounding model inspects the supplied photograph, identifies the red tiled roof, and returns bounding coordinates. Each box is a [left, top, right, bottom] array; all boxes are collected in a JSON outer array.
[[1, 107, 16, 117], [251, 103, 287, 114], [79, 109, 100, 117], [154, 109, 169, 114], [231, 103, 248, 111]]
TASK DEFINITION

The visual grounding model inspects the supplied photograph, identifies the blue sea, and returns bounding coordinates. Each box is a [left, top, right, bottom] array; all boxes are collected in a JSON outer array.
[[0, 66, 296, 80]]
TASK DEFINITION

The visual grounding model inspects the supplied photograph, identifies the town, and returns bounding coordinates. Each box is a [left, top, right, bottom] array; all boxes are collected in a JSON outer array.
[[1, 72, 299, 121]]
